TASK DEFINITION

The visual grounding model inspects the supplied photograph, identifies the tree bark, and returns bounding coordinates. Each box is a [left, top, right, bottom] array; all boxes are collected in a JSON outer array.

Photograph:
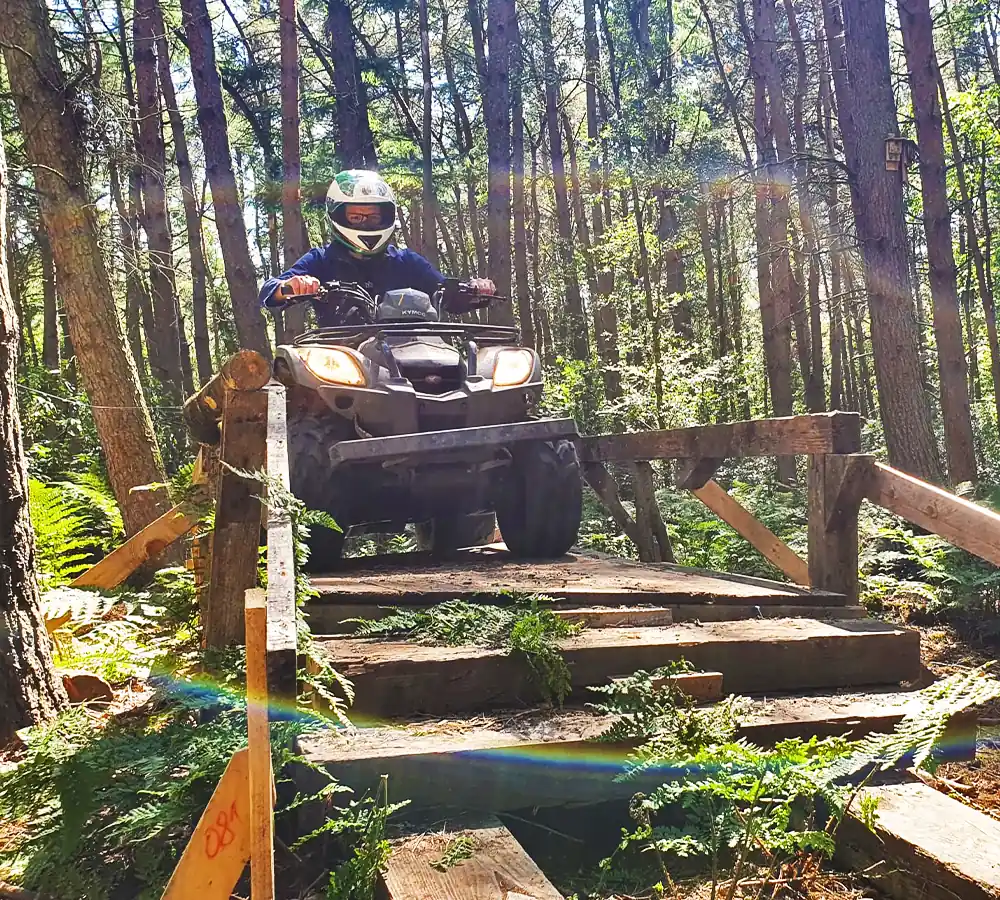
[[38, 226, 59, 372], [824, 0, 942, 482], [418, 0, 438, 268], [178, 0, 272, 358], [0, 126, 67, 746], [134, 0, 185, 397], [510, 11, 534, 349], [327, 0, 377, 169], [540, 0, 588, 361], [899, 0, 976, 483], [2, 0, 173, 534], [280, 0, 308, 340], [485, 0, 513, 318]]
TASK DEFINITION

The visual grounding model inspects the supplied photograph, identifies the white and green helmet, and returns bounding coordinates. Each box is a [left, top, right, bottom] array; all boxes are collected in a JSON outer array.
[[326, 170, 398, 256]]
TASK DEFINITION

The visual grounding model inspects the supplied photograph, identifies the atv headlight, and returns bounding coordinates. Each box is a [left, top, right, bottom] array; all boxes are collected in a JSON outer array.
[[493, 349, 535, 388], [299, 347, 367, 387]]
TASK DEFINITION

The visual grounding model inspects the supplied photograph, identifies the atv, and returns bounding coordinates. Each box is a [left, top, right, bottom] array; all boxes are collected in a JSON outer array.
[[272, 278, 583, 568]]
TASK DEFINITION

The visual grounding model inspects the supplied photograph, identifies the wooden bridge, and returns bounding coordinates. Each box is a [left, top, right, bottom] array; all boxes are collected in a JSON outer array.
[[73, 350, 1000, 900]]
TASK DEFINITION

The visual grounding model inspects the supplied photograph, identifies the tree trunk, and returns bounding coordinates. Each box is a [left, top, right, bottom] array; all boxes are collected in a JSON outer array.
[[134, 0, 185, 398], [38, 226, 59, 372], [327, 0, 377, 169], [898, 0, 975, 483], [697, 187, 719, 358], [485, 0, 513, 319], [418, 0, 438, 268], [178, 0, 272, 358], [2, 0, 172, 534], [510, 12, 534, 349], [467, 180, 487, 274], [280, 0, 308, 340], [824, 0, 942, 481], [0, 126, 67, 746], [540, 0, 588, 361]]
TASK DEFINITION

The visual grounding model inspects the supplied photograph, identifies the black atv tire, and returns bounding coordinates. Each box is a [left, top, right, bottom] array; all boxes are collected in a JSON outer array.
[[287, 415, 349, 572], [414, 513, 497, 554], [495, 439, 582, 558]]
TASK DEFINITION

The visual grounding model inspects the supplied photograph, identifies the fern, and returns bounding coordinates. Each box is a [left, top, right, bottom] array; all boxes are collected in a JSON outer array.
[[28, 479, 100, 585]]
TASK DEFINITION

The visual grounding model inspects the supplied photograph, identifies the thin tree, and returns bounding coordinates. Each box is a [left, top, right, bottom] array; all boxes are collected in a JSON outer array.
[[485, 0, 514, 316], [177, 0, 272, 357], [2, 0, 174, 534], [327, 0, 377, 168], [510, 8, 535, 348], [898, 0, 977, 484], [419, 0, 438, 267], [0, 119, 67, 746]]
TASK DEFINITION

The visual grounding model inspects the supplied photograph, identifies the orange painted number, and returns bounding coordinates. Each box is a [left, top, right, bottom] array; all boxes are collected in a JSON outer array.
[[204, 803, 239, 859]]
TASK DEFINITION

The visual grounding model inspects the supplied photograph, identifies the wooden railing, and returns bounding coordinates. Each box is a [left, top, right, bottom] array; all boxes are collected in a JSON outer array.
[[69, 355, 1000, 696]]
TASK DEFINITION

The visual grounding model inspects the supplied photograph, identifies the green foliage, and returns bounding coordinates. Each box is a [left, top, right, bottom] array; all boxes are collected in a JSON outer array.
[[430, 835, 476, 871], [351, 595, 579, 703]]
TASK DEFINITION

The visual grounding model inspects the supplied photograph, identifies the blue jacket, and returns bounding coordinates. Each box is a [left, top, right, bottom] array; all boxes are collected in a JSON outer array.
[[259, 242, 445, 328]]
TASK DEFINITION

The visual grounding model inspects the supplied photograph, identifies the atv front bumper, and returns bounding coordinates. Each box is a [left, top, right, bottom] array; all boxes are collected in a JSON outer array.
[[329, 418, 579, 466]]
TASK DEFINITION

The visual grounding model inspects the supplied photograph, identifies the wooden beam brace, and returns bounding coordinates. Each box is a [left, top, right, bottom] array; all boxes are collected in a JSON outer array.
[[825, 454, 874, 532], [868, 461, 1000, 566], [808, 455, 864, 602], [631, 461, 674, 562], [581, 412, 862, 463], [582, 462, 641, 547], [676, 456, 724, 490], [692, 480, 810, 586]]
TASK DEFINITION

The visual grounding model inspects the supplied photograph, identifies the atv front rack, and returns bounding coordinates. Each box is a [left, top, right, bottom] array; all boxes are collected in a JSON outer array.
[[328, 418, 579, 465], [294, 322, 519, 346]]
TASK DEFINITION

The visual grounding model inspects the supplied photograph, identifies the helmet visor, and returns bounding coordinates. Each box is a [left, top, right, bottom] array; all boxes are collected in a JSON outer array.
[[331, 202, 396, 232]]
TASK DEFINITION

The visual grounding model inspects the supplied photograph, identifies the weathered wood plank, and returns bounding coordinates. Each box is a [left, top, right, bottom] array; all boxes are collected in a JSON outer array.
[[869, 461, 1000, 566], [205, 389, 267, 647], [691, 480, 810, 586], [554, 606, 674, 627], [580, 412, 862, 463], [809, 455, 865, 602], [582, 462, 642, 547], [264, 384, 296, 701], [676, 456, 725, 490], [295, 694, 974, 815], [668, 604, 867, 622], [316, 619, 919, 717], [837, 781, 1000, 900], [631, 461, 673, 562], [72, 502, 199, 590], [649, 670, 723, 702], [380, 817, 563, 900]]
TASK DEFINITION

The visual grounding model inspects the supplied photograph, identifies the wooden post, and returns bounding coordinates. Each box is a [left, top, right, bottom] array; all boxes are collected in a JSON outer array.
[[265, 384, 297, 703], [808, 454, 872, 602], [183, 350, 271, 445], [204, 388, 268, 647], [245, 588, 275, 900], [630, 461, 674, 562]]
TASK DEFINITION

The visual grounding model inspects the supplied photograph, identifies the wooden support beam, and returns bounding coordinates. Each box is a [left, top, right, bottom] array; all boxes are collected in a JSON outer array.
[[631, 461, 674, 562], [868, 461, 1000, 566], [691, 480, 810, 586], [380, 817, 563, 900], [183, 350, 271, 445], [676, 456, 724, 490], [205, 388, 268, 647], [581, 412, 862, 463], [808, 455, 867, 602], [648, 670, 724, 703], [245, 588, 275, 900], [582, 461, 641, 547], [72, 502, 199, 590], [264, 385, 297, 703]]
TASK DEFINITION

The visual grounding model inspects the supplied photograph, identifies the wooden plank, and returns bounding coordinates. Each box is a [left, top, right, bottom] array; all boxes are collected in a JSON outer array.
[[294, 694, 975, 816], [317, 619, 920, 717], [631, 461, 674, 562], [837, 781, 1000, 900], [72, 502, 199, 590], [809, 455, 864, 602], [581, 412, 862, 463], [691, 480, 810, 586], [245, 589, 275, 900], [669, 604, 867, 622], [309, 551, 843, 607], [869, 461, 1000, 566], [554, 606, 673, 627], [649, 670, 723, 702], [380, 817, 563, 900], [264, 384, 296, 701], [160, 748, 252, 899], [676, 456, 724, 490], [205, 389, 267, 647], [582, 462, 641, 547]]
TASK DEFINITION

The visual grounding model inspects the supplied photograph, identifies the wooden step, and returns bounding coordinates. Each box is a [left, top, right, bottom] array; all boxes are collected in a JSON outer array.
[[295, 692, 976, 815], [316, 618, 920, 717], [838, 781, 1000, 900], [381, 816, 562, 900], [310, 549, 848, 607]]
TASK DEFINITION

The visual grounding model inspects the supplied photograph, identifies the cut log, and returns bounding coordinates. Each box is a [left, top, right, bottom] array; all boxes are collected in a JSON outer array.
[[183, 350, 271, 445], [380, 817, 562, 900], [581, 412, 861, 463], [295, 692, 974, 815], [837, 781, 1000, 900], [71, 502, 199, 590], [315, 619, 920, 717], [690, 481, 810, 586], [869, 461, 1000, 567]]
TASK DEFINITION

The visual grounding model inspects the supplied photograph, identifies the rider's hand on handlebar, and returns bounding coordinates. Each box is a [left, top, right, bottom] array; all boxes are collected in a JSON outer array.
[[469, 277, 496, 296], [276, 275, 321, 301]]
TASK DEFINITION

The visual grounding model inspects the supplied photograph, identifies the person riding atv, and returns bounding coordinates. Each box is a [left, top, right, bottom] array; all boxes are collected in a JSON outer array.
[[260, 169, 495, 321]]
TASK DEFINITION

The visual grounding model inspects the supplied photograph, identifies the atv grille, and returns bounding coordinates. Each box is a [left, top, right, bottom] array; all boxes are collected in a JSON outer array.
[[399, 363, 464, 395]]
